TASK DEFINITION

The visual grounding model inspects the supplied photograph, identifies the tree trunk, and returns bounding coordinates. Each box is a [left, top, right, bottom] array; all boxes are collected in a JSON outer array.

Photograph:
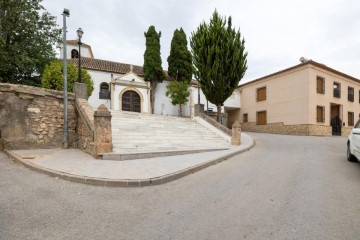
[[216, 105, 222, 123], [178, 104, 183, 117], [150, 80, 158, 114]]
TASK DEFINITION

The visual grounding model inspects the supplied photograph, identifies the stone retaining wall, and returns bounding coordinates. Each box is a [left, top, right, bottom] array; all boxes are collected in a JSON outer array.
[[0, 83, 76, 149], [242, 122, 351, 136], [0, 83, 112, 158]]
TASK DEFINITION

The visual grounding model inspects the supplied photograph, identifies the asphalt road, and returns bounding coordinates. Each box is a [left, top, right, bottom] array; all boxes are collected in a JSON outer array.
[[1, 133, 360, 240]]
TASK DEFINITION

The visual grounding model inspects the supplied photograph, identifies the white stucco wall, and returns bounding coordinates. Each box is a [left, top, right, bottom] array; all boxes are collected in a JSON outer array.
[[87, 70, 118, 109], [60, 44, 93, 59], [190, 86, 241, 112], [153, 81, 241, 117], [154, 81, 191, 117]]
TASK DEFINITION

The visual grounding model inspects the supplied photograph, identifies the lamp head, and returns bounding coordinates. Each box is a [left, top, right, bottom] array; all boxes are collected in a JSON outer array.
[[63, 8, 70, 16], [77, 28, 84, 39]]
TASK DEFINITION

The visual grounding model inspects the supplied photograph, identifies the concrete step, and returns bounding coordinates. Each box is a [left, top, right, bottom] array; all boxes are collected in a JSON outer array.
[[109, 111, 230, 156], [100, 147, 228, 161]]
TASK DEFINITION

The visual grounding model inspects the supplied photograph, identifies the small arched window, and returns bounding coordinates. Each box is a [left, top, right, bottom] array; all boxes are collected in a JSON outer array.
[[71, 49, 79, 59], [99, 82, 110, 99]]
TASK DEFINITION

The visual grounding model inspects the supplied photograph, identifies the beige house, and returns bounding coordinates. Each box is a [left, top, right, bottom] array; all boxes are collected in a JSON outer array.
[[239, 59, 360, 136]]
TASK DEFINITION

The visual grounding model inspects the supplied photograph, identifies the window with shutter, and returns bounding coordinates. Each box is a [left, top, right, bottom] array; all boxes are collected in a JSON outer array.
[[333, 82, 341, 98], [257, 111, 267, 125], [257, 87, 266, 101], [316, 76, 325, 94], [316, 106, 325, 123], [348, 87, 354, 102], [348, 112, 354, 126], [243, 114, 248, 123]]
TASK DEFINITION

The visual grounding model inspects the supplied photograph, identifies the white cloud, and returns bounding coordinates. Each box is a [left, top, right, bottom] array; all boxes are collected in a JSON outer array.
[[42, 0, 360, 82]]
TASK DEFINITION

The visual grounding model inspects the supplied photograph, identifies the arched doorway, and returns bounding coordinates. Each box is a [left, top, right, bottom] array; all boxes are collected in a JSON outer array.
[[122, 90, 141, 112]]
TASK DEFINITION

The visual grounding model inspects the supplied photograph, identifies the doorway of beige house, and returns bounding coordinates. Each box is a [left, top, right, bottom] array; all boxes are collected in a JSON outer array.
[[330, 103, 342, 136]]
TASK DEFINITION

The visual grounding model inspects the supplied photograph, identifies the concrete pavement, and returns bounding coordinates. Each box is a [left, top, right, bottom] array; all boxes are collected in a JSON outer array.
[[5, 132, 254, 187]]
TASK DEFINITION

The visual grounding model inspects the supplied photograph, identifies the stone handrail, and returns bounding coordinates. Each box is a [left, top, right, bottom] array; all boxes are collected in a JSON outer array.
[[75, 98, 112, 158], [198, 113, 232, 136], [76, 98, 94, 140]]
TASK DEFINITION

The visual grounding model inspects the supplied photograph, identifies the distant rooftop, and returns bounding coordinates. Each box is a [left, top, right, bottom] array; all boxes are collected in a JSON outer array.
[[239, 60, 360, 88]]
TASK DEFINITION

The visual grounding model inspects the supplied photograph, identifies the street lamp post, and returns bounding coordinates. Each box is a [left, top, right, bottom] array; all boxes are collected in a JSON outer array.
[[62, 8, 70, 148], [77, 28, 83, 83]]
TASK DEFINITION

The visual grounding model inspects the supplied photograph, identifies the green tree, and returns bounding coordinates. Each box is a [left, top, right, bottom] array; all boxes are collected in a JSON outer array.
[[166, 28, 192, 116], [143, 25, 165, 113], [41, 61, 94, 97], [167, 28, 192, 82], [165, 81, 190, 117], [0, 0, 61, 86], [190, 10, 247, 122]]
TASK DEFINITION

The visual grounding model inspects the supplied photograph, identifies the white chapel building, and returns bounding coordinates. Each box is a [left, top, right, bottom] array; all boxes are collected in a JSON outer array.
[[60, 40, 241, 127]]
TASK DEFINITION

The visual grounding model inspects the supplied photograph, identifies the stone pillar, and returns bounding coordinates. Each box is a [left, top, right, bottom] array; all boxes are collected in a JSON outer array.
[[231, 121, 241, 145], [93, 104, 112, 158], [73, 82, 88, 99], [194, 104, 204, 117]]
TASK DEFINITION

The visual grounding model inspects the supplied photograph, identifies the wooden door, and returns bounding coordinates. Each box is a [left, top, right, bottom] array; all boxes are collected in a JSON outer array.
[[122, 91, 141, 112]]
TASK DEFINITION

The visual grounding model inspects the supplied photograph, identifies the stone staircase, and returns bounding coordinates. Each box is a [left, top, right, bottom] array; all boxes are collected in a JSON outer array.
[[100, 111, 230, 160]]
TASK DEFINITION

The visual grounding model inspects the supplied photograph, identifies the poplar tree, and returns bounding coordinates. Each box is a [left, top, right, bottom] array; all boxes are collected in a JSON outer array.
[[166, 28, 192, 116], [190, 10, 247, 122], [0, 0, 61, 86], [143, 25, 165, 113]]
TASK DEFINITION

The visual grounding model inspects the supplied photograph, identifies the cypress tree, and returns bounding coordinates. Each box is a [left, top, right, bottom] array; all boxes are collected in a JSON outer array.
[[190, 10, 247, 122], [166, 28, 192, 116], [167, 28, 192, 82], [143, 25, 165, 113]]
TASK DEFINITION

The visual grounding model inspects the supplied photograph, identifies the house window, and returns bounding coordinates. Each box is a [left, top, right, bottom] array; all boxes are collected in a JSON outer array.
[[333, 82, 341, 98], [358, 90, 360, 103], [316, 106, 325, 123], [316, 76, 325, 94], [243, 113, 248, 123], [348, 87, 354, 102], [71, 49, 79, 59], [99, 82, 110, 99], [348, 112, 354, 126], [256, 111, 267, 125], [257, 87, 266, 101]]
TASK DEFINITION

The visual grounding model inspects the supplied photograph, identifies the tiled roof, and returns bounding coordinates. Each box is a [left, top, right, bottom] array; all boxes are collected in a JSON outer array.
[[68, 57, 144, 76], [239, 60, 360, 88]]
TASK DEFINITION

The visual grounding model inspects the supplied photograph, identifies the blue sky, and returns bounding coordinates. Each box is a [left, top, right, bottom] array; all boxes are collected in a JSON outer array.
[[43, 0, 360, 83]]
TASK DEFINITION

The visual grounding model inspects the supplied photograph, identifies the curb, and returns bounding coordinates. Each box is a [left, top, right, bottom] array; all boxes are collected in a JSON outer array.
[[4, 138, 255, 187]]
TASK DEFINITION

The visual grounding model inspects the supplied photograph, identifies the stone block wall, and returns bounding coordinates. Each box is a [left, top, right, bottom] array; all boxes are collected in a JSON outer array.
[[0, 83, 76, 149], [242, 122, 351, 137]]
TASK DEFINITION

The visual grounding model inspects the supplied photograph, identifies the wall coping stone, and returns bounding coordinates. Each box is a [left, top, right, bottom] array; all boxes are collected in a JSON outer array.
[[198, 113, 232, 136], [0, 83, 75, 100]]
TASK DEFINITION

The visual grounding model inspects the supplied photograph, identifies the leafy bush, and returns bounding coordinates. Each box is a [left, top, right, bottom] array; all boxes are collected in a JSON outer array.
[[41, 61, 94, 97]]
